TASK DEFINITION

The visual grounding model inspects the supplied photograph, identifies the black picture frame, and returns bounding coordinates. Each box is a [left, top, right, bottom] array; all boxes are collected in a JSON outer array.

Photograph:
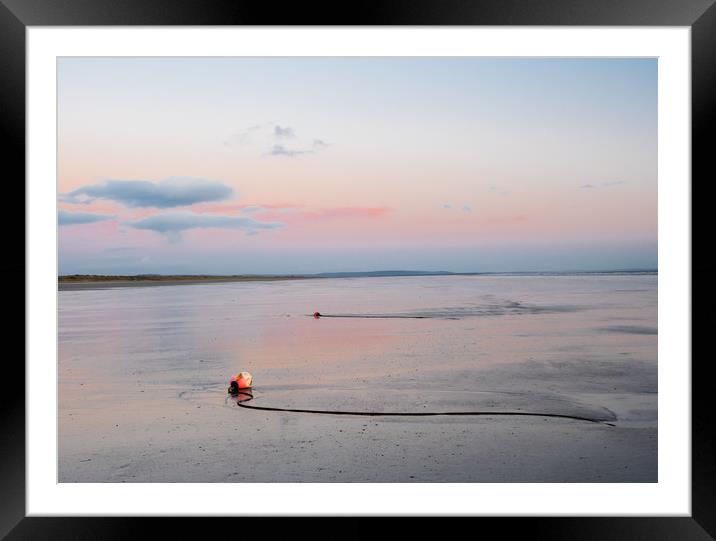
[[3, 0, 712, 537]]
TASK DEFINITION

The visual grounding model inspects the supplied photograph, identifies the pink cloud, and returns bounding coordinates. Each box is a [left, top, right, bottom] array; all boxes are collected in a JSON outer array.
[[301, 207, 390, 220], [191, 202, 302, 214], [189, 202, 390, 222], [274, 206, 390, 223]]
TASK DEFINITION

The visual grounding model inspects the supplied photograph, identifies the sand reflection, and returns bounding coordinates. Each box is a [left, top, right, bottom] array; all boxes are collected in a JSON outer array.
[[236, 315, 401, 369]]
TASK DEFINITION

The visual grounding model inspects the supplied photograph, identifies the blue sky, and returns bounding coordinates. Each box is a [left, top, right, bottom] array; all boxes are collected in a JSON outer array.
[[58, 57, 657, 274]]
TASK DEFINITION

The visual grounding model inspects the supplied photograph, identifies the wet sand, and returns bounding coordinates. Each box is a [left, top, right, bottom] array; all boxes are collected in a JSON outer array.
[[59, 374, 656, 482], [58, 274, 657, 482], [60, 406, 656, 483]]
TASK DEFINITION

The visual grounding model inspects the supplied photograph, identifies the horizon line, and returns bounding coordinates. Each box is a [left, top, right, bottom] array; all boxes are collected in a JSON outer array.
[[58, 268, 658, 278]]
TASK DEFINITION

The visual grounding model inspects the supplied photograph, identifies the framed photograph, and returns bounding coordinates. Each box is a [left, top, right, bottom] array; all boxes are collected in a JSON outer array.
[[6, 0, 713, 537]]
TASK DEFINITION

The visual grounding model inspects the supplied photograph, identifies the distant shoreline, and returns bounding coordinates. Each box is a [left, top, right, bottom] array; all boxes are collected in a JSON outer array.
[[58, 270, 657, 291], [58, 275, 315, 291]]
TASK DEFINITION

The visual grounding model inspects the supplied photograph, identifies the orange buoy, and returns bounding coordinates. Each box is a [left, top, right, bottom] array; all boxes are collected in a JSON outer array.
[[228, 372, 253, 394]]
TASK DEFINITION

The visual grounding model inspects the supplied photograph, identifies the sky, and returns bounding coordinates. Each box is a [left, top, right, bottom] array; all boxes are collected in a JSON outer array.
[[57, 57, 657, 274]]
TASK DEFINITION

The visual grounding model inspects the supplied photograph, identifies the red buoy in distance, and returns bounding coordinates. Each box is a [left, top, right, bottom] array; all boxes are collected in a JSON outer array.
[[313, 311, 321, 319]]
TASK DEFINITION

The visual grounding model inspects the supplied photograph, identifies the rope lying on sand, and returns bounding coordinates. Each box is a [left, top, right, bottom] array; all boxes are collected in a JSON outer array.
[[230, 391, 615, 426], [309, 312, 461, 320], [312, 313, 435, 319]]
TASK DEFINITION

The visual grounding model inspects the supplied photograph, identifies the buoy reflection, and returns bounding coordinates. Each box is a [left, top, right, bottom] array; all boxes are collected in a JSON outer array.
[[233, 390, 254, 403]]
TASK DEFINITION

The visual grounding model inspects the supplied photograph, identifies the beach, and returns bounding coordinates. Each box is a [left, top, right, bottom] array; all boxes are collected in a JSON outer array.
[[58, 273, 657, 482]]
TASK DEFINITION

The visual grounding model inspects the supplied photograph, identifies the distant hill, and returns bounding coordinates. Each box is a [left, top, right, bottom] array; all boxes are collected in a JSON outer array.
[[312, 270, 475, 278]]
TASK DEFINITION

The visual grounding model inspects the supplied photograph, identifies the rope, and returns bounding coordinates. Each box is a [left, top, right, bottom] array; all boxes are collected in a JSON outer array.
[[313, 314, 432, 319], [230, 391, 615, 426]]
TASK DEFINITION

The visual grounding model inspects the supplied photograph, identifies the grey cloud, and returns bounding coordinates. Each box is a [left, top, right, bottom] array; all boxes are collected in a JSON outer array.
[[441, 203, 473, 212], [227, 123, 329, 156], [488, 185, 511, 197], [580, 180, 626, 190], [58, 210, 114, 226], [225, 122, 272, 145], [267, 145, 314, 158], [126, 211, 285, 241], [63, 177, 233, 208], [274, 125, 296, 139], [240, 205, 264, 214]]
